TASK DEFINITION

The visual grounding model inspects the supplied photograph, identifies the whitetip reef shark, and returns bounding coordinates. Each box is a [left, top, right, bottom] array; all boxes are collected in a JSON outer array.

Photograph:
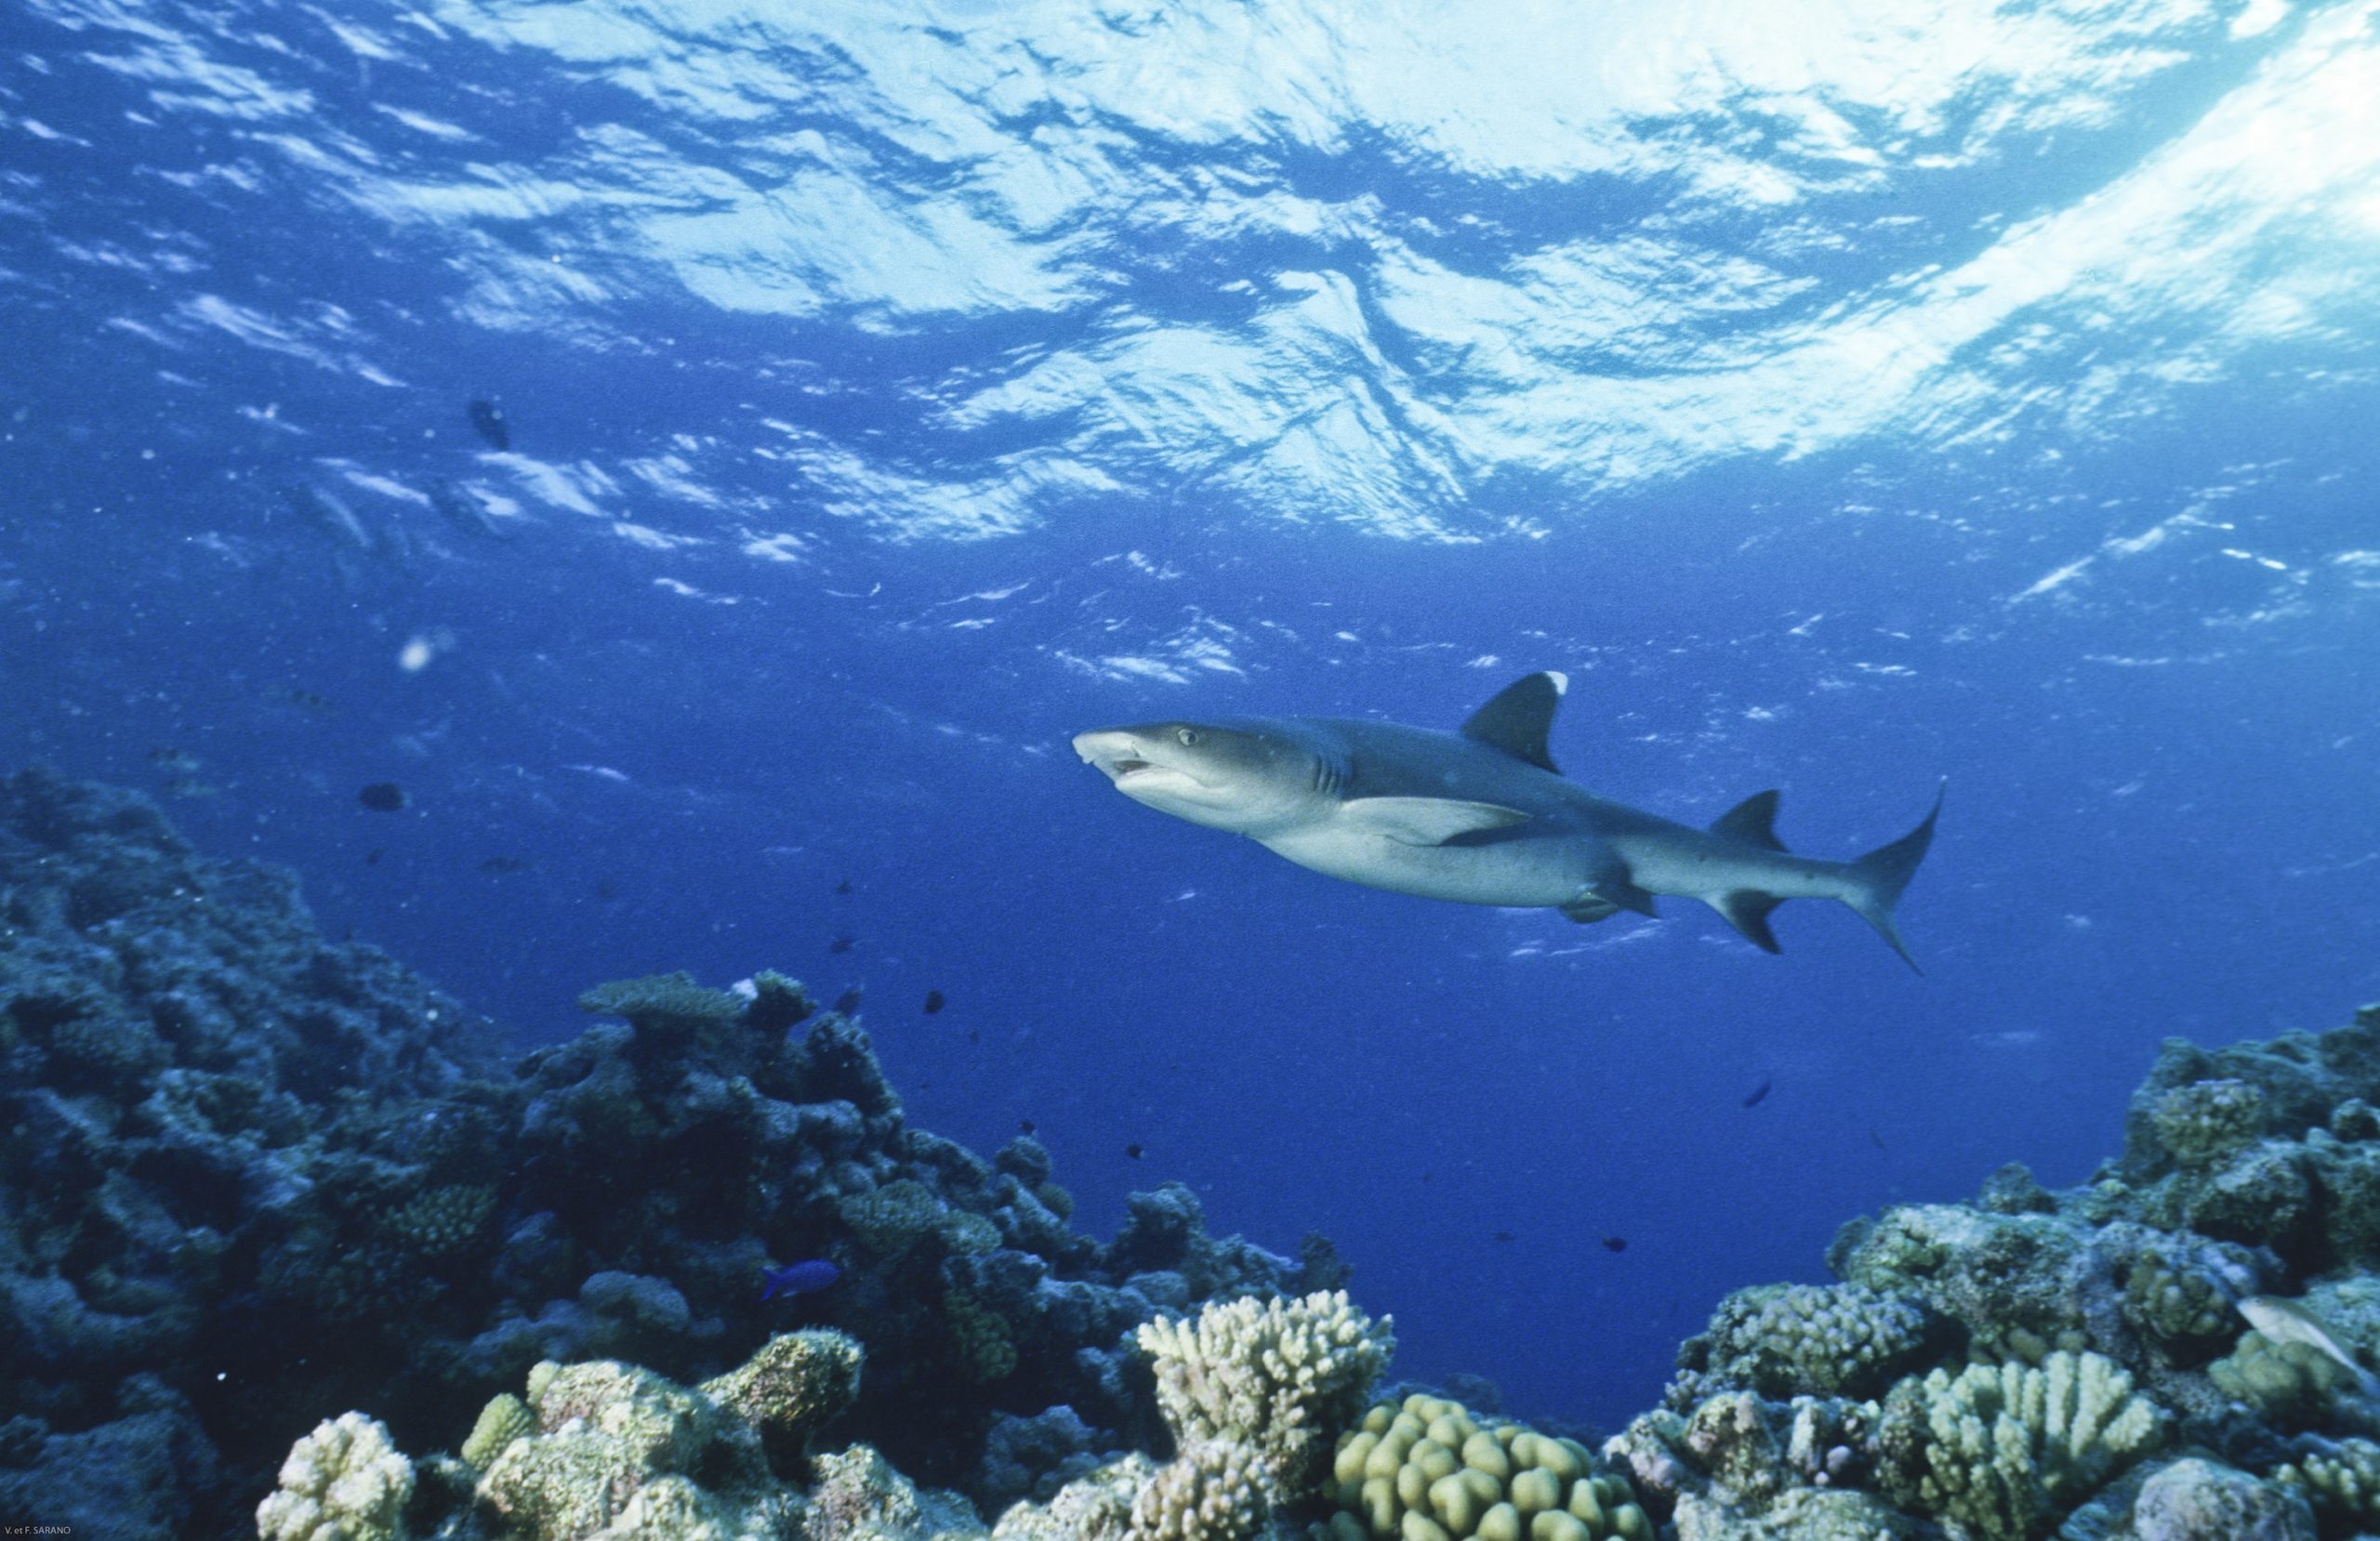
[[1073, 670, 1942, 969]]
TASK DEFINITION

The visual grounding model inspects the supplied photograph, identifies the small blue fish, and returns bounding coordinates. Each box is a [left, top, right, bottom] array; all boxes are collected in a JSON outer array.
[[760, 1258, 840, 1301]]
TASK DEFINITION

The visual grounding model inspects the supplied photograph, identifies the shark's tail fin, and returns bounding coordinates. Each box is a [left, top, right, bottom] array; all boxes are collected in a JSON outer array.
[[1844, 781, 1944, 973]]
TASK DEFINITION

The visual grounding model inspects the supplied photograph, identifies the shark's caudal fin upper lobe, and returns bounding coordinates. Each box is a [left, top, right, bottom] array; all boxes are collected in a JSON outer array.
[[1844, 781, 1945, 973]]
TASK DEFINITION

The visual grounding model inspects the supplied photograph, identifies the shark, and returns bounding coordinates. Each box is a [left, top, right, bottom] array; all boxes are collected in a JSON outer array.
[[1072, 670, 1942, 969]]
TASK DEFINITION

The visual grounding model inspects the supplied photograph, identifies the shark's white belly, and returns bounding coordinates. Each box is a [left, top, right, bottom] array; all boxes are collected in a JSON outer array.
[[1258, 823, 1603, 908]]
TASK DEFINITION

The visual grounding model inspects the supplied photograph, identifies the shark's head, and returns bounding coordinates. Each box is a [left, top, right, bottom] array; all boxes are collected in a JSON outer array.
[[1072, 719, 1338, 836]]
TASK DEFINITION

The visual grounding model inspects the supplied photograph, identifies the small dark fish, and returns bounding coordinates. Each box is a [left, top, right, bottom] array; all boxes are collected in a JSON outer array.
[[357, 782, 409, 812], [594, 878, 618, 901], [922, 990, 946, 1015], [364, 848, 383, 865], [1125, 1142, 1144, 1160], [1741, 1078, 1773, 1109], [427, 478, 509, 541], [1870, 1128, 1887, 1152], [828, 934, 855, 955], [835, 878, 852, 895], [830, 988, 863, 1015], [760, 1258, 839, 1301], [147, 745, 200, 771], [966, 1028, 980, 1044], [281, 687, 333, 712], [479, 855, 529, 875], [1602, 1236, 1628, 1253], [1492, 1230, 1514, 1244], [467, 398, 509, 451], [1018, 1119, 1036, 1136]]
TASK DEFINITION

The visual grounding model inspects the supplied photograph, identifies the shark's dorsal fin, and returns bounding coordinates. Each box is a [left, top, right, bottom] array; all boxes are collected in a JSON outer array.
[[1460, 671, 1567, 773], [1341, 797, 1530, 847], [1710, 790, 1787, 851], [1716, 890, 1784, 953]]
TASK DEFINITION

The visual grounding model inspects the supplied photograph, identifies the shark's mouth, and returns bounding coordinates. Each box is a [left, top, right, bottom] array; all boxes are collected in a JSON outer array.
[[1108, 757, 1153, 777]]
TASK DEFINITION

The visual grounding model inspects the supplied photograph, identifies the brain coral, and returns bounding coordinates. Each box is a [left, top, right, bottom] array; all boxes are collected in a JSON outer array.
[[1321, 1394, 1651, 1541], [1136, 1289, 1393, 1501], [1874, 1350, 2166, 1541]]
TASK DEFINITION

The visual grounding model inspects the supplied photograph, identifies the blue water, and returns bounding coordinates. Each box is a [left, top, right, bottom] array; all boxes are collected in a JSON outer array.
[[6, 0, 2379, 1432]]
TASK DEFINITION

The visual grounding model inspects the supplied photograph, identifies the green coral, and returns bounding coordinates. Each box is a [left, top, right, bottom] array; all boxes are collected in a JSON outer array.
[[698, 1327, 864, 1454], [460, 1391, 536, 1471], [255, 1411, 415, 1541], [387, 1184, 496, 1262], [944, 1288, 1019, 1384], [805, 1444, 983, 1541], [2276, 1435, 2380, 1531], [1325, 1393, 1649, 1541], [1136, 1289, 1394, 1502], [475, 1353, 797, 1540], [2117, 1245, 2240, 1358], [1673, 1283, 1938, 1403], [839, 1179, 996, 1262], [577, 971, 744, 1034], [2148, 1079, 2268, 1169], [2210, 1331, 2362, 1427], [1874, 1350, 2166, 1541]]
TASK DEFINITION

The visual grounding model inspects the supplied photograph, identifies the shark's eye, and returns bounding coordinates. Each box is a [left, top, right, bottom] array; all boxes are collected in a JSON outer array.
[[1176, 728, 1200, 746]]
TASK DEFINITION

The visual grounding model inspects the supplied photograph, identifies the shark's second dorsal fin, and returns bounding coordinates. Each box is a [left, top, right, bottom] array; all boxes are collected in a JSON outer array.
[[1711, 790, 1787, 851], [1461, 671, 1567, 773]]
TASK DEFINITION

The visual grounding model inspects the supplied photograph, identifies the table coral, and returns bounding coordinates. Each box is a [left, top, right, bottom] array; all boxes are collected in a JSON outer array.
[[1873, 1350, 2166, 1541]]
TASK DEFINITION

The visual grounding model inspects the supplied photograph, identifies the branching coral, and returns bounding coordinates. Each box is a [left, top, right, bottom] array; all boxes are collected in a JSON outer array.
[[254, 1412, 414, 1541], [1126, 1440, 1268, 1541], [1135, 1290, 1393, 1501], [1874, 1350, 2166, 1541]]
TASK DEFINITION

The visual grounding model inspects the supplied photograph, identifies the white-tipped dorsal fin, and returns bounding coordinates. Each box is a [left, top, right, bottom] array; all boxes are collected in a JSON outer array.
[[1460, 671, 1567, 773], [1340, 797, 1531, 847]]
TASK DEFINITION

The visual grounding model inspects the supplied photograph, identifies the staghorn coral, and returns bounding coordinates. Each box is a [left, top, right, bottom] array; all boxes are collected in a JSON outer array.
[[1873, 1350, 2166, 1541], [1137, 1290, 1393, 1501], [1326, 1393, 1650, 1541], [254, 1411, 415, 1541]]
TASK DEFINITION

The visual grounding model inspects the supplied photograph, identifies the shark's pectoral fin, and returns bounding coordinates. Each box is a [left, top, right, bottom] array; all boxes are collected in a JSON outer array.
[[1559, 897, 1620, 924], [1710, 790, 1788, 851], [1715, 890, 1785, 954], [1339, 797, 1531, 847]]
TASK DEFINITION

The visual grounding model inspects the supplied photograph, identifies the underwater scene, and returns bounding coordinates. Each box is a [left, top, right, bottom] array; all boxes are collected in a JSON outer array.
[[5, 0, 2380, 1536]]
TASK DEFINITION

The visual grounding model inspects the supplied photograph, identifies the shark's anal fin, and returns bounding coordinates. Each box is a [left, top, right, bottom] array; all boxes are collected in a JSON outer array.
[[1560, 897, 1620, 924], [1459, 672, 1567, 774], [1716, 890, 1785, 953], [1710, 790, 1787, 851], [1340, 797, 1531, 847]]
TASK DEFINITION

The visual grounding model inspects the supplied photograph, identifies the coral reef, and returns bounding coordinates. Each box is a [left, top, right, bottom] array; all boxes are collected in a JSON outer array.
[[0, 771, 1328, 1534], [254, 1412, 414, 1541]]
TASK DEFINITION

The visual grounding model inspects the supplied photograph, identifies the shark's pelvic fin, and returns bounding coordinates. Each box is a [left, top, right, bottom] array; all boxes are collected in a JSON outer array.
[[1710, 790, 1787, 851], [1716, 891, 1785, 953], [1844, 781, 1946, 973], [1459, 671, 1567, 774], [1340, 796, 1532, 847], [1560, 896, 1621, 924]]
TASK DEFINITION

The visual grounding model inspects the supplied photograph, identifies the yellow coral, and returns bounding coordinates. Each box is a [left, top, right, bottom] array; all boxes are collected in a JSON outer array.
[[1326, 1394, 1650, 1541]]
